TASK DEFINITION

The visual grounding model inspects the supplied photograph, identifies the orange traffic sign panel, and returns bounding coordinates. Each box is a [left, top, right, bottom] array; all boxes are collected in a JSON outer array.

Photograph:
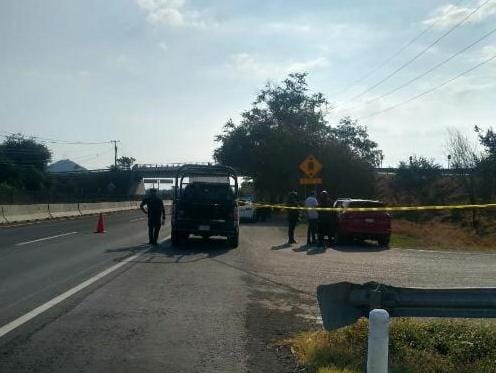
[[300, 177, 322, 185], [299, 155, 322, 178]]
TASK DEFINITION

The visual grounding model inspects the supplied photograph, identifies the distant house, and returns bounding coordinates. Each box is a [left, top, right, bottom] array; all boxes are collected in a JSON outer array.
[[47, 159, 87, 173]]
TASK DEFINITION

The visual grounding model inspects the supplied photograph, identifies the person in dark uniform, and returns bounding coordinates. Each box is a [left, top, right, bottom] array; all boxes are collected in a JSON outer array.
[[287, 191, 299, 245], [140, 188, 166, 245]]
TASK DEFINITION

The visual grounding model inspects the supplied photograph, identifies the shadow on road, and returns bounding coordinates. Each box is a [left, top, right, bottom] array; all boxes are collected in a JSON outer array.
[[332, 240, 389, 252], [271, 242, 291, 250], [110, 237, 233, 265], [105, 243, 148, 255]]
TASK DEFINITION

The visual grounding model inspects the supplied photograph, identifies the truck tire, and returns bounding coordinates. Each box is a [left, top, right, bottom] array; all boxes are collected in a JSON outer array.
[[171, 230, 180, 247], [228, 232, 239, 248]]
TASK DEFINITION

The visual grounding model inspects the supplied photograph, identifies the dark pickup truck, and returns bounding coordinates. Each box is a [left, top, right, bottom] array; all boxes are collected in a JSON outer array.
[[171, 164, 239, 247]]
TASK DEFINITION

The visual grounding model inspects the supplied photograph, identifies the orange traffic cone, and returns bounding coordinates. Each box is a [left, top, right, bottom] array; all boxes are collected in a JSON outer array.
[[95, 213, 105, 233]]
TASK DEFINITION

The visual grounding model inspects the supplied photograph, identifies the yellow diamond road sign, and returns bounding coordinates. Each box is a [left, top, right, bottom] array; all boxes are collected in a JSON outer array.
[[299, 155, 322, 178], [300, 177, 322, 185]]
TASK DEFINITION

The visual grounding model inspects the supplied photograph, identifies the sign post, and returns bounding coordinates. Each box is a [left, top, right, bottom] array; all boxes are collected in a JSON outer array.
[[299, 155, 323, 190]]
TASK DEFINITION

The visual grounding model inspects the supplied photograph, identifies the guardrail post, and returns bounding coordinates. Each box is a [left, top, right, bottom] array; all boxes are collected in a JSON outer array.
[[367, 309, 389, 373]]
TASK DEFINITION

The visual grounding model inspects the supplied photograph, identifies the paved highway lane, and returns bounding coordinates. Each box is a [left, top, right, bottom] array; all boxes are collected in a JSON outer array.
[[1, 218, 496, 372], [0, 210, 157, 328]]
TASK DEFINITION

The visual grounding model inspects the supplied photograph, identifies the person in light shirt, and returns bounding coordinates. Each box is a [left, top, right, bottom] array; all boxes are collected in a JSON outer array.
[[304, 191, 319, 246]]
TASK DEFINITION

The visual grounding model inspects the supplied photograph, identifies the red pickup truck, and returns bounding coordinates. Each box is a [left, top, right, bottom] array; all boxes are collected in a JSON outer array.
[[333, 198, 391, 247]]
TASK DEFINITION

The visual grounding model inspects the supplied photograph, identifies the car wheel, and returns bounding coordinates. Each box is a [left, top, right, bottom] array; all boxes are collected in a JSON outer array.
[[378, 236, 390, 247]]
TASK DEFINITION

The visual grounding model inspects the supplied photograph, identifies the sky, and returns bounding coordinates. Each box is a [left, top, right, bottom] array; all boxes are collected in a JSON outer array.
[[1, 0, 495, 169]]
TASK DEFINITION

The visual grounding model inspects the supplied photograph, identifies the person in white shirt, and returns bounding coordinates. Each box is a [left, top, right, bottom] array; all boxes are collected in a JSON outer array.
[[304, 191, 319, 246]]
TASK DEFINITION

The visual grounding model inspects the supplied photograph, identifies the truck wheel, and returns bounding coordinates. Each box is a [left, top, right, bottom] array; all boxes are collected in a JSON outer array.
[[228, 233, 239, 248], [335, 232, 347, 245], [171, 230, 180, 247]]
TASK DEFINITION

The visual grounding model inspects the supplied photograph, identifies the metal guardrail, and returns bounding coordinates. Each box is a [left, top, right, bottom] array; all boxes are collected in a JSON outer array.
[[317, 281, 496, 330], [317, 282, 496, 373]]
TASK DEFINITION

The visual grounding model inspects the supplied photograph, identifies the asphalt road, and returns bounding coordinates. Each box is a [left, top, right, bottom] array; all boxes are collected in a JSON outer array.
[[1, 214, 495, 372]]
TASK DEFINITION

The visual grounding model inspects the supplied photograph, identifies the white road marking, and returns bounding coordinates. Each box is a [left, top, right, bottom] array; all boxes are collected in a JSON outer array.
[[0, 235, 170, 338], [403, 248, 496, 256], [16, 232, 78, 246], [130, 217, 145, 222]]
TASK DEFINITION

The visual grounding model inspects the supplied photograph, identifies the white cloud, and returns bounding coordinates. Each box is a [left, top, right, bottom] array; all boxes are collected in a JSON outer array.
[[229, 53, 328, 78], [266, 22, 312, 33], [158, 42, 168, 52], [479, 44, 496, 60], [136, 0, 207, 27], [423, 0, 496, 28]]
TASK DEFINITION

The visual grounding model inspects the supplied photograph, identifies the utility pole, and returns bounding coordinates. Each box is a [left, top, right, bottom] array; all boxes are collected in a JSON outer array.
[[111, 140, 120, 169]]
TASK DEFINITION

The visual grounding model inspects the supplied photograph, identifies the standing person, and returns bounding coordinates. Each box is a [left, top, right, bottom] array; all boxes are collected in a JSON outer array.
[[287, 191, 299, 245], [140, 188, 166, 245], [304, 191, 319, 246], [317, 190, 332, 247]]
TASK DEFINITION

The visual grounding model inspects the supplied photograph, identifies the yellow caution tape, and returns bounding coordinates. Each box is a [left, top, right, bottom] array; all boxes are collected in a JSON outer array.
[[247, 202, 496, 212]]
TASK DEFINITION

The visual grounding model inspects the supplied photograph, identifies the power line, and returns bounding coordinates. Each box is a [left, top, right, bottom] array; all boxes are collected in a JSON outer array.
[[331, 0, 466, 98], [0, 131, 112, 145], [343, 23, 496, 112], [333, 0, 494, 109], [71, 149, 114, 162], [357, 52, 496, 120]]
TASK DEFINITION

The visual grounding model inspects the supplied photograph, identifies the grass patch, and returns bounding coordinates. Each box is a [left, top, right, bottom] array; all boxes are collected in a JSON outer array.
[[285, 319, 496, 373], [291, 215, 496, 251], [390, 232, 420, 248], [392, 219, 496, 251]]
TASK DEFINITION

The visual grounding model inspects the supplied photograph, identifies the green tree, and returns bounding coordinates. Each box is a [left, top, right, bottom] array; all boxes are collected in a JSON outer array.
[[475, 125, 496, 158], [0, 134, 52, 170], [116, 156, 136, 171], [445, 128, 482, 227], [214, 73, 380, 200], [0, 134, 52, 191], [109, 156, 136, 171], [330, 117, 383, 166], [474, 125, 496, 202], [394, 155, 442, 203]]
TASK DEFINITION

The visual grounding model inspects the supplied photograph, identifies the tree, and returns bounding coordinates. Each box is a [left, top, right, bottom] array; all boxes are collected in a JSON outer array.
[[109, 156, 136, 171], [393, 155, 441, 204], [214, 73, 381, 201], [474, 125, 496, 201], [445, 128, 481, 227], [116, 156, 136, 171], [330, 117, 383, 166], [475, 125, 496, 158], [0, 134, 52, 170], [0, 134, 52, 191]]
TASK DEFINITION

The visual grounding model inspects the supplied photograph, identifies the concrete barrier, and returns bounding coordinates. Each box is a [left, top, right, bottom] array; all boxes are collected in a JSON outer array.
[[0, 206, 7, 224], [0, 200, 146, 224], [1, 204, 51, 223], [78, 201, 139, 215], [48, 203, 81, 218]]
